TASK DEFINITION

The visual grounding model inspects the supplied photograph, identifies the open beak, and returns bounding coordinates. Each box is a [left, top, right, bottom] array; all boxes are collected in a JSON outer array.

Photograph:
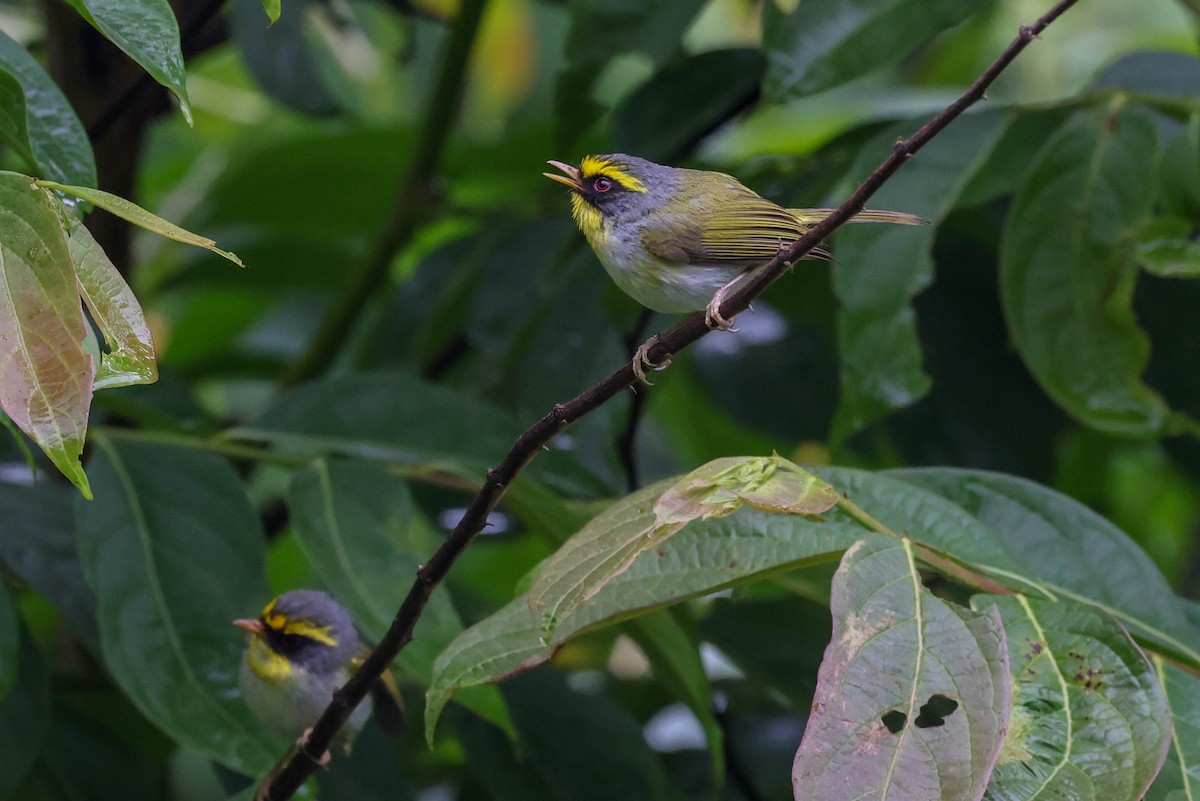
[[233, 618, 266, 638], [543, 160, 582, 192]]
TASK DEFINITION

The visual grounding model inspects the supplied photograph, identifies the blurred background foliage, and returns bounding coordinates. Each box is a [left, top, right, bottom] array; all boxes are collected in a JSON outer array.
[[1, 0, 1200, 798]]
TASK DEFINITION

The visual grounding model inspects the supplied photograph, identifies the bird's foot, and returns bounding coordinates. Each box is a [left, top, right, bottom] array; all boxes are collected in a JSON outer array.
[[632, 338, 671, 386], [704, 295, 737, 332], [297, 727, 332, 768]]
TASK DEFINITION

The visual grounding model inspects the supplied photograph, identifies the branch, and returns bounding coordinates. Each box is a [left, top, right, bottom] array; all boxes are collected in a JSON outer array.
[[283, 0, 487, 387], [615, 308, 655, 492], [260, 1, 1079, 796]]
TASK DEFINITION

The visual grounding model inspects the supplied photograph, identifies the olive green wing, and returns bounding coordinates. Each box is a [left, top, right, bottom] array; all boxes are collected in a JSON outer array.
[[352, 652, 408, 740], [641, 179, 808, 269]]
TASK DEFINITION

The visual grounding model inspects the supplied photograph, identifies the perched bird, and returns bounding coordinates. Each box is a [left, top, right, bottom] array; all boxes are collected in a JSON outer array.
[[234, 590, 405, 762], [544, 154, 926, 379]]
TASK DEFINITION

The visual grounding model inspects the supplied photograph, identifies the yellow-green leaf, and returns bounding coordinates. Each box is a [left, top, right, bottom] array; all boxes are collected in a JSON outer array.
[[64, 215, 157, 390], [35, 181, 243, 267], [263, 0, 282, 24]]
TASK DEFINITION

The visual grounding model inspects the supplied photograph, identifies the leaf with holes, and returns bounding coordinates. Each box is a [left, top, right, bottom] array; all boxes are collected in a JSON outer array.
[[0, 172, 93, 497], [792, 537, 1009, 801], [976, 595, 1170, 801], [528, 456, 838, 640], [64, 214, 157, 389], [75, 438, 277, 774]]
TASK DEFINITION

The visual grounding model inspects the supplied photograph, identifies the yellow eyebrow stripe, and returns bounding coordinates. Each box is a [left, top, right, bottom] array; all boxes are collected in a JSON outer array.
[[579, 156, 647, 193], [283, 619, 338, 646]]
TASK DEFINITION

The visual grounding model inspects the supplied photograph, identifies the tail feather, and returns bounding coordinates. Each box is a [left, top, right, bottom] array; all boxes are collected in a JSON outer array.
[[790, 208, 930, 227]]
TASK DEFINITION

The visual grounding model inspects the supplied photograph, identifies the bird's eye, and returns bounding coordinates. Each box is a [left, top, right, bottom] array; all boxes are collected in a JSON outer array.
[[593, 177, 612, 193]]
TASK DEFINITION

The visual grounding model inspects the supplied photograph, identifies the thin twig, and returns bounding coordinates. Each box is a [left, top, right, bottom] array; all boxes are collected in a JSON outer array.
[[259, 2, 1079, 797], [283, 0, 487, 387]]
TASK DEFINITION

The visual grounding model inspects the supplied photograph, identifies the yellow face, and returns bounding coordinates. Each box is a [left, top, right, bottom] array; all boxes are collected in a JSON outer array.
[[546, 155, 648, 244], [238, 597, 340, 681]]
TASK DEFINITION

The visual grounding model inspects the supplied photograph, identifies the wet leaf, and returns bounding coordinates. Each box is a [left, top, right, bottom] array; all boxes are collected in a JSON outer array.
[[0, 172, 93, 497], [0, 30, 96, 186], [64, 214, 157, 389], [792, 537, 1009, 801]]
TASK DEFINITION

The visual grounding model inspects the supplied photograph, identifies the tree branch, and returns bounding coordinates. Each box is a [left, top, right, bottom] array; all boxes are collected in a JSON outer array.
[[283, 0, 488, 387], [615, 308, 655, 492], [260, 1, 1080, 796]]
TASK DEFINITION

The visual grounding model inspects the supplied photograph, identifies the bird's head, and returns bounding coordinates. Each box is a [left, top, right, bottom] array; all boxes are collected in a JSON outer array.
[[544, 154, 679, 239], [234, 589, 359, 680]]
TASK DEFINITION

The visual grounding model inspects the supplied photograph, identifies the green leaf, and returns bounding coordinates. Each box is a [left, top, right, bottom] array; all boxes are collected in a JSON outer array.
[[556, 0, 706, 148], [426, 483, 864, 733], [830, 111, 1009, 445], [528, 456, 838, 639], [1135, 217, 1200, 278], [35, 181, 243, 267], [0, 30, 96, 186], [0, 481, 99, 648], [64, 214, 158, 389], [792, 537, 1009, 801], [763, 0, 993, 100], [263, 0, 281, 24], [612, 49, 765, 163], [999, 103, 1188, 437], [0, 583, 16, 701], [892, 468, 1200, 668], [75, 437, 277, 774], [0, 172, 93, 498], [1093, 52, 1200, 108], [230, 370, 607, 498], [978, 595, 1170, 801], [1145, 656, 1200, 801], [64, 0, 192, 124], [0, 633, 50, 798], [286, 459, 512, 737], [1159, 113, 1200, 218]]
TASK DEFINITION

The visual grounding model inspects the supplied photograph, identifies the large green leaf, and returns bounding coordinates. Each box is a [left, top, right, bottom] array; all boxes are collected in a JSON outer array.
[[830, 112, 1009, 445], [63, 0, 191, 123], [892, 468, 1200, 668], [763, 0, 992, 100], [230, 369, 608, 497], [0, 172, 93, 497], [0, 30, 96, 186], [0, 634, 50, 798], [287, 458, 512, 734], [999, 103, 1190, 437], [0, 481, 98, 648], [792, 537, 1009, 801], [426, 484, 865, 733], [75, 438, 277, 774], [978, 595, 1170, 801], [1145, 657, 1200, 801], [64, 214, 157, 389]]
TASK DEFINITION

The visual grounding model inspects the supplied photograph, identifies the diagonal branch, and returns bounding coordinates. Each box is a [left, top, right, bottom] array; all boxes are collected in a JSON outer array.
[[260, 0, 1080, 796], [282, 0, 489, 387]]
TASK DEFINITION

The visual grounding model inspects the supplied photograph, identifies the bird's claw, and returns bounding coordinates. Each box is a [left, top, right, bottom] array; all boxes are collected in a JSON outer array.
[[632, 339, 671, 386], [704, 298, 737, 332], [298, 727, 332, 768]]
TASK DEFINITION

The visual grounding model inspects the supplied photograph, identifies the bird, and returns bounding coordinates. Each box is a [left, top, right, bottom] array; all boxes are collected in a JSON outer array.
[[544, 154, 926, 381], [234, 590, 405, 768]]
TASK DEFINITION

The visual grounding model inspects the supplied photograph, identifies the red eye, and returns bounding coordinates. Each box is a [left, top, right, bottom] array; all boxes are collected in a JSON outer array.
[[593, 177, 612, 192]]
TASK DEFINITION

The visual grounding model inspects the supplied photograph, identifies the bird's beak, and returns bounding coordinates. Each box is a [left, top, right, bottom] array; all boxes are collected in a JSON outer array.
[[543, 160, 582, 192], [233, 618, 266, 638]]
